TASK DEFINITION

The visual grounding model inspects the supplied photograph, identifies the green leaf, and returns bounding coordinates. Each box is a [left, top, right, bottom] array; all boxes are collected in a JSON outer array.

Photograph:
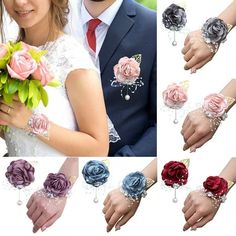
[[18, 80, 29, 103], [8, 41, 23, 53], [26, 98, 33, 109], [132, 54, 142, 64], [39, 86, 48, 107], [0, 73, 8, 84], [2, 91, 13, 104], [47, 79, 61, 87], [28, 80, 41, 108], [32, 87, 41, 108], [28, 49, 47, 63], [29, 80, 37, 99], [8, 79, 19, 94], [32, 79, 42, 87]]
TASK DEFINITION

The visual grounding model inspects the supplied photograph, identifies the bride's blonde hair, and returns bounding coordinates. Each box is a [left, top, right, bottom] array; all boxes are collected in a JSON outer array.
[[0, 0, 69, 42]]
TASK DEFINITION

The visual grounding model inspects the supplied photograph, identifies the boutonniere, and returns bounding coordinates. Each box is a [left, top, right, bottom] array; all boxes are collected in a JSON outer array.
[[111, 54, 144, 101]]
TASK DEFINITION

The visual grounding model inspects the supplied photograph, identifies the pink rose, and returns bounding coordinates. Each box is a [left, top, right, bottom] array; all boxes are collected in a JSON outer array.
[[7, 50, 37, 80], [113, 56, 140, 84], [32, 57, 54, 86], [162, 83, 188, 109], [202, 93, 228, 118]]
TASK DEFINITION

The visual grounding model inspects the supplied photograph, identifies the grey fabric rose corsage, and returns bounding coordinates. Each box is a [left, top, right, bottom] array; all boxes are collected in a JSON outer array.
[[162, 3, 187, 46], [5, 159, 35, 205], [120, 171, 154, 202], [43, 173, 71, 198], [82, 160, 110, 203], [201, 17, 232, 53]]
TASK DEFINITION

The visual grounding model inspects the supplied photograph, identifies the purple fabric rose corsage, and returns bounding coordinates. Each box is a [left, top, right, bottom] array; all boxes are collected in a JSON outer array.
[[5, 159, 35, 189], [43, 173, 71, 198]]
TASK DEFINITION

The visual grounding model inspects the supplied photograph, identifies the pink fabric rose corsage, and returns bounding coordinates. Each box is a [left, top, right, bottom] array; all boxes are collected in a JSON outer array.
[[111, 54, 144, 101], [163, 81, 188, 124], [202, 93, 231, 120], [161, 159, 189, 203]]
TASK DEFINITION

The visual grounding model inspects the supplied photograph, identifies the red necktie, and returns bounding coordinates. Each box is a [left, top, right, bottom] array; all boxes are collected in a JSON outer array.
[[86, 18, 101, 52]]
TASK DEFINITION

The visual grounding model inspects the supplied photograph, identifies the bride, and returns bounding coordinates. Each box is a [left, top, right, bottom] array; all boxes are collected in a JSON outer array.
[[0, 0, 120, 156]]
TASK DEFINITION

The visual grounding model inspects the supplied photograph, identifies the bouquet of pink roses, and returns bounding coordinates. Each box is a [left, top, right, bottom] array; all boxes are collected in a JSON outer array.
[[0, 41, 60, 129]]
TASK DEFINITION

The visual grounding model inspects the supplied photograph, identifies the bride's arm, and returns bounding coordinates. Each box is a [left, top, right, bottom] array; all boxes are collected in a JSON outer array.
[[38, 69, 109, 156], [0, 69, 109, 156]]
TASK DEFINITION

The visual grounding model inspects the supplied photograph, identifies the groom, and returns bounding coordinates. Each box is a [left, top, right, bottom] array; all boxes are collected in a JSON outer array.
[[67, 0, 156, 156]]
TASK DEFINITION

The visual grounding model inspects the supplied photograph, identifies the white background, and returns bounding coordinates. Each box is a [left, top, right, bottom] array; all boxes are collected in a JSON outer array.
[[0, 157, 157, 236], [158, 0, 236, 235]]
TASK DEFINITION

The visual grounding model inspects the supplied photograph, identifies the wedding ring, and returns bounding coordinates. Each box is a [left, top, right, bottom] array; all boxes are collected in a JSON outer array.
[[7, 107, 11, 114]]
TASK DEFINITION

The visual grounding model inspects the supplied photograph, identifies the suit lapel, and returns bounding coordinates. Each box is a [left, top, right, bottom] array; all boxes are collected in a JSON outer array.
[[99, 0, 136, 74]]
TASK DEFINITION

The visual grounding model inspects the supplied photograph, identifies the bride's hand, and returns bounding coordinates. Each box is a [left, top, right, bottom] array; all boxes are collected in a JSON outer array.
[[26, 190, 67, 233], [0, 97, 32, 129], [102, 188, 140, 232]]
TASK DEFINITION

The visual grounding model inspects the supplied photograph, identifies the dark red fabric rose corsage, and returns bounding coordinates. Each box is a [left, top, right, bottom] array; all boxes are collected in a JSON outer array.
[[203, 176, 233, 203], [161, 159, 189, 203]]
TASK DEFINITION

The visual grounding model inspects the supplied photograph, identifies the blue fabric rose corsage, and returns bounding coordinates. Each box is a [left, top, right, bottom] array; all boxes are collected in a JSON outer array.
[[82, 160, 110, 203], [121, 171, 154, 201]]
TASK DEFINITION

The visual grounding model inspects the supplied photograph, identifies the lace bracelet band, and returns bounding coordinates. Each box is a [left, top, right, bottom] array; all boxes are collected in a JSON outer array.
[[201, 17, 232, 53], [120, 171, 155, 202], [24, 112, 50, 138], [43, 173, 71, 198], [202, 176, 234, 203]]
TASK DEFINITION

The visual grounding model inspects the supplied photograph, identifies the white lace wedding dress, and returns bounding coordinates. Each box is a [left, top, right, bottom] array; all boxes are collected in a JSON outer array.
[[4, 34, 120, 156]]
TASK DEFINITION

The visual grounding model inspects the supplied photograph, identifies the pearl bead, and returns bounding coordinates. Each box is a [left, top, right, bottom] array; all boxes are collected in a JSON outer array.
[[125, 95, 130, 100]]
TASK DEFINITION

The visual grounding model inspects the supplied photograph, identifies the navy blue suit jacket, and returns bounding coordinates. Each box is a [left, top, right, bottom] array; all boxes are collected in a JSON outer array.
[[99, 0, 157, 156]]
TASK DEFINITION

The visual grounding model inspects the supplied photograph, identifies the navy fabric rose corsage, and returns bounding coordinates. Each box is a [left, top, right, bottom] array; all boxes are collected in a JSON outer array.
[[162, 3, 187, 46], [201, 17, 232, 53], [82, 160, 110, 203], [5, 159, 35, 205], [43, 173, 71, 198]]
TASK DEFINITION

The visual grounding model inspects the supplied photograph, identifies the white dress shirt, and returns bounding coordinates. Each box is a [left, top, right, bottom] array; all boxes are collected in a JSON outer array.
[[66, 0, 123, 67]]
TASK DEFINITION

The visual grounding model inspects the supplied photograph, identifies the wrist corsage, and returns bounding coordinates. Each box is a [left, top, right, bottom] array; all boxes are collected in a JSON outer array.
[[202, 176, 234, 204], [161, 159, 189, 203], [202, 93, 234, 120], [24, 112, 50, 138], [43, 173, 71, 198], [120, 171, 155, 202], [201, 17, 232, 53]]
